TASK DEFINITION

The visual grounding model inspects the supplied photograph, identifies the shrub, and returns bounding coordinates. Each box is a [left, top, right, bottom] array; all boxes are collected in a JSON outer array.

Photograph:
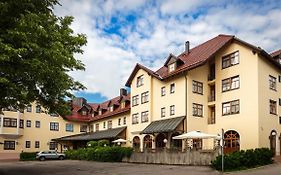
[[87, 141, 99, 148], [20, 152, 37, 161], [65, 146, 133, 162], [211, 148, 274, 171], [98, 140, 110, 147]]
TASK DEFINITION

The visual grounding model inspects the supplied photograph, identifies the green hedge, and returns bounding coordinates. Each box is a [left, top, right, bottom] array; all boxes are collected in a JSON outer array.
[[65, 146, 133, 162], [211, 148, 274, 171], [20, 152, 37, 161]]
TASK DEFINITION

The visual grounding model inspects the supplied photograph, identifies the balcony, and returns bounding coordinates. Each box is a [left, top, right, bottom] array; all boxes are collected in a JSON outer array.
[[208, 95, 215, 102]]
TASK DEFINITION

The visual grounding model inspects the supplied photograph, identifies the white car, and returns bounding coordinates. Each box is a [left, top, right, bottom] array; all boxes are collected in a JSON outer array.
[[36, 150, 65, 161]]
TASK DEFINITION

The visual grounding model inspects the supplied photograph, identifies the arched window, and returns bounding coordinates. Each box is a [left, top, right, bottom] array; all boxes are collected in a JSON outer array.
[[224, 130, 240, 154], [143, 135, 152, 149], [269, 130, 277, 155], [133, 136, 140, 151]]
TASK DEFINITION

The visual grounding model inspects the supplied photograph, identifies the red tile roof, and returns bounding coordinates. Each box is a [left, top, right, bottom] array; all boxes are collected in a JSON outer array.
[[271, 49, 281, 58], [126, 34, 281, 86], [64, 93, 131, 122]]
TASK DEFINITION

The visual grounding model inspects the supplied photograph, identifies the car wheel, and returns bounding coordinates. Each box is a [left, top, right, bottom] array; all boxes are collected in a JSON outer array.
[[58, 156, 64, 160], [39, 156, 45, 161]]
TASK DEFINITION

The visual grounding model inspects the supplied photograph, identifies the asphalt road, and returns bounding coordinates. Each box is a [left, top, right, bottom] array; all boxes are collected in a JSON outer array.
[[0, 160, 280, 175]]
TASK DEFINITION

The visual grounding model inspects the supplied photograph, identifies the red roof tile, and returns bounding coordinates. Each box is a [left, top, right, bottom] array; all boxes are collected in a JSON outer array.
[[271, 49, 281, 58]]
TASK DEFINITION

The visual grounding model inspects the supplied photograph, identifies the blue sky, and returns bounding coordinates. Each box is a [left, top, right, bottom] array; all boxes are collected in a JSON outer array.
[[55, 0, 281, 103]]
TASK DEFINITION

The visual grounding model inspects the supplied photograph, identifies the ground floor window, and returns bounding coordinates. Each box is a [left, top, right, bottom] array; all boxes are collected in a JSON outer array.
[[133, 136, 140, 151], [35, 141, 40, 148], [4, 141, 15, 150], [192, 139, 202, 150], [49, 142, 58, 150], [143, 135, 152, 149]]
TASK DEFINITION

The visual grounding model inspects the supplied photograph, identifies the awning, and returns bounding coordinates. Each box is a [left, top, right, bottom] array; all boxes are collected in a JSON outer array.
[[172, 130, 221, 140], [53, 126, 126, 141], [140, 116, 185, 134]]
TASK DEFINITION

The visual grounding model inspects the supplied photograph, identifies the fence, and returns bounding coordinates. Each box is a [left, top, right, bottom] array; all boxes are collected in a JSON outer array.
[[123, 148, 219, 165]]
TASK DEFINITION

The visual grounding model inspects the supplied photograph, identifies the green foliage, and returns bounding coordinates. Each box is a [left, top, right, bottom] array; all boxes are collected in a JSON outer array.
[[65, 146, 133, 162], [211, 148, 274, 171], [20, 152, 37, 161], [0, 0, 87, 115], [98, 140, 110, 147], [87, 141, 99, 148]]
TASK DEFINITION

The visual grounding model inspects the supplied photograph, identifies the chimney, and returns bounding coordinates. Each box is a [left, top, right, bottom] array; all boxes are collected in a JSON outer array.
[[120, 88, 127, 96], [185, 41, 190, 53]]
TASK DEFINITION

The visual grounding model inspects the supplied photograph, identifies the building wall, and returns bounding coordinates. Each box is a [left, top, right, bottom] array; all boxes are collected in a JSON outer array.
[[258, 55, 281, 154]]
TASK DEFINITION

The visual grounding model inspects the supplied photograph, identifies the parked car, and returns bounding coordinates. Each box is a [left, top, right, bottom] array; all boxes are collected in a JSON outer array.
[[36, 150, 65, 161]]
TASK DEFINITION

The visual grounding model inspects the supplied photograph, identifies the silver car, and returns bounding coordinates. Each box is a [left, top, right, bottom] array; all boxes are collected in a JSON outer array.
[[36, 150, 65, 161]]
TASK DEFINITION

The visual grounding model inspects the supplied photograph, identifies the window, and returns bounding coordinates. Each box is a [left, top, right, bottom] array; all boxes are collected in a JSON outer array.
[[269, 75, 277, 91], [137, 75, 144, 87], [279, 75, 281, 83], [121, 101, 126, 109], [26, 141, 31, 148], [49, 142, 58, 150], [50, 122, 59, 131], [4, 141, 15, 150], [35, 105, 41, 113], [132, 95, 139, 106], [170, 105, 175, 115], [161, 87, 166, 96], [35, 141, 40, 148], [132, 113, 139, 124], [169, 63, 175, 72], [141, 111, 149, 123], [279, 116, 281, 124], [3, 118, 17, 127], [26, 120, 31, 127], [66, 123, 74, 132], [95, 123, 99, 131], [141, 91, 149, 104], [89, 125, 93, 132], [192, 80, 203, 94], [193, 103, 203, 117], [118, 118, 121, 126], [222, 76, 240, 92], [279, 98, 281, 106], [192, 139, 202, 149], [80, 125, 87, 132], [161, 107, 166, 117], [35, 121, 40, 128], [19, 119, 24, 128], [27, 105, 32, 112], [49, 113, 59, 117], [222, 100, 240, 116], [170, 83, 175, 94], [108, 120, 112, 129], [103, 122, 106, 128], [82, 110, 87, 115], [98, 109, 102, 115], [270, 100, 277, 115], [123, 117, 126, 125], [109, 105, 114, 112], [222, 51, 239, 69]]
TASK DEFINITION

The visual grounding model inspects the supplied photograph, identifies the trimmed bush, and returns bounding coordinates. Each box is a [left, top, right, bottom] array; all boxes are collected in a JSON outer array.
[[98, 140, 110, 147], [211, 148, 274, 171], [20, 152, 37, 161], [65, 146, 133, 162], [87, 141, 99, 148]]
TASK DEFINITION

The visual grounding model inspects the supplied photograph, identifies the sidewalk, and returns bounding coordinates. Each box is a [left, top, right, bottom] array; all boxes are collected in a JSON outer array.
[[0, 153, 19, 162], [274, 156, 281, 163]]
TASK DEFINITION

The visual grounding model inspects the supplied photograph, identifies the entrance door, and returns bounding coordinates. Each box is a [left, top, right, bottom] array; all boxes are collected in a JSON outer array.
[[224, 130, 240, 154], [270, 130, 277, 155]]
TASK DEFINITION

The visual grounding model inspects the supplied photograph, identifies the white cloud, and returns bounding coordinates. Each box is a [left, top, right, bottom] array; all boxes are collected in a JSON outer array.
[[55, 0, 281, 100]]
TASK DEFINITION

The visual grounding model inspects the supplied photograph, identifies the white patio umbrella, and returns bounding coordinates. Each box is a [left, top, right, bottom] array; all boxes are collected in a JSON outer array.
[[112, 138, 127, 143], [172, 130, 221, 140]]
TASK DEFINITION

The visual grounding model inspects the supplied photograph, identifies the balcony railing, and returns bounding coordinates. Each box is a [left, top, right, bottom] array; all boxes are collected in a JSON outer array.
[[208, 95, 215, 102]]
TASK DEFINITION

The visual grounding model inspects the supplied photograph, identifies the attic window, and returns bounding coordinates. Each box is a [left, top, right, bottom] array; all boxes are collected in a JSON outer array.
[[98, 109, 102, 115], [137, 75, 144, 87], [121, 101, 126, 109], [168, 63, 176, 72], [82, 111, 87, 115], [109, 105, 114, 112]]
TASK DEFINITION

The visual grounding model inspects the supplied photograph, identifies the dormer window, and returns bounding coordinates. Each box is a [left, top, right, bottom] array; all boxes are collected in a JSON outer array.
[[137, 75, 144, 87], [121, 101, 126, 109], [82, 110, 87, 115], [98, 109, 102, 115], [109, 105, 114, 112], [35, 105, 41, 113], [169, 63, 176, 72]]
